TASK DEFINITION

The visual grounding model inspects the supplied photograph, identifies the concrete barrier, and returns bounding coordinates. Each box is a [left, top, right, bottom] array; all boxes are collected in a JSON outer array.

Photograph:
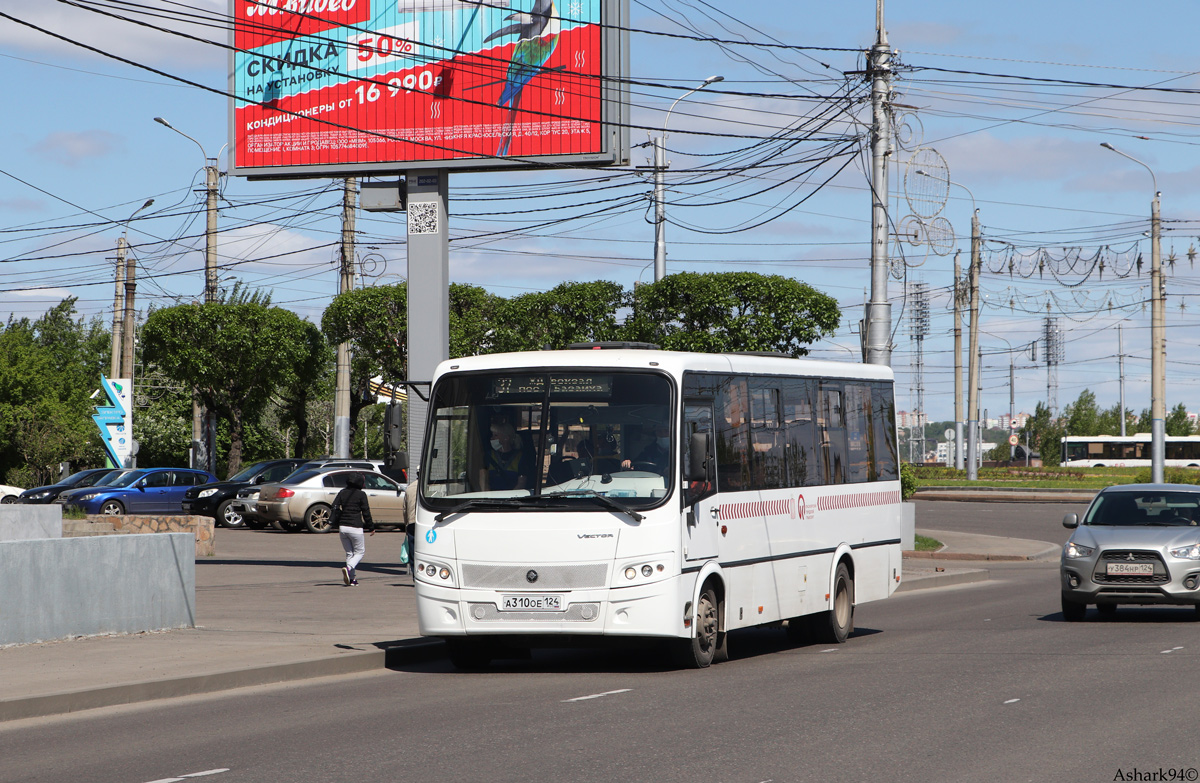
[[0, 533, 195, 646], [0, 505, 62, 541], [901, 501, 915, 551]]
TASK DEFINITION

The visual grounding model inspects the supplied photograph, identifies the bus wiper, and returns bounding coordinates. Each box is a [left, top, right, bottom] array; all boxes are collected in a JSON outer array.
[[541, 490, 644, 522], [434, 498, 528, 522]]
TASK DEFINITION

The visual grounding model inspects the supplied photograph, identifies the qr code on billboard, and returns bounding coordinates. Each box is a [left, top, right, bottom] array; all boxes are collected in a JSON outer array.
[[408, 202, 438, 235]]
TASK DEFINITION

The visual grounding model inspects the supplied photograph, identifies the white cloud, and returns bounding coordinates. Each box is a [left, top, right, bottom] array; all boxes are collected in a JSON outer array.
[[0, 1, 225, 70], [31, 131, 124, 167]]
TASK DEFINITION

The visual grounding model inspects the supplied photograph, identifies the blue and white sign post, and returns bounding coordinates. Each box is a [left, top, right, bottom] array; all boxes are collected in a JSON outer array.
[[93, 376, 134, 468]]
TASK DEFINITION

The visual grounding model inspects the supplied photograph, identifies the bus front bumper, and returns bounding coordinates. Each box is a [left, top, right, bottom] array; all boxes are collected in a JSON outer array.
[[416, 577, 691, 639]]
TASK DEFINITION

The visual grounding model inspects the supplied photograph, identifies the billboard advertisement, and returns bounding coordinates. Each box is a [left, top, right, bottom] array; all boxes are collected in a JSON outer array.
[[230, 0, 628, 176]]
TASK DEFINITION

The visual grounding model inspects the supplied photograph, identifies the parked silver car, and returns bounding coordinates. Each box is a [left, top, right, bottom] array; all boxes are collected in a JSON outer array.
[[254, 468, 407, 533], [1061, 484, 1200, 621]]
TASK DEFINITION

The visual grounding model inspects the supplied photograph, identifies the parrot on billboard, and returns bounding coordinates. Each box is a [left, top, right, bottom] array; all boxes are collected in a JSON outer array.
[[484, 0, 560, 156]]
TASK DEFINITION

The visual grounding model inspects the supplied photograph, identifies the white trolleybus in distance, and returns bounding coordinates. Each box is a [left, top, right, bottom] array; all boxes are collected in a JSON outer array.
[[412, 344, 904, 669], [1061, 434, 1200, 469]]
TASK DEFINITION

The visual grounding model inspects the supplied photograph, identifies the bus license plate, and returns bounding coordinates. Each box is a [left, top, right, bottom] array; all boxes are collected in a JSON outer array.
[[1107, 563, 1154, 576], [502, 594, 563, 612]]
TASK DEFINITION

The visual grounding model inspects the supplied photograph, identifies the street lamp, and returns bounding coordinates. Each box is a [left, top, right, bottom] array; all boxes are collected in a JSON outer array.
[[154, 117, 221, 304], [156, 117, 223, 474], [1101, 142, 1164, 483], [653, 75, 723, 282]]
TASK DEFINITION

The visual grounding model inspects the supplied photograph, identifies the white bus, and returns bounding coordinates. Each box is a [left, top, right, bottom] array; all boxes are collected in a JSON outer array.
[[1061, 434, 1200, 468], [412, 345, 903, 668]]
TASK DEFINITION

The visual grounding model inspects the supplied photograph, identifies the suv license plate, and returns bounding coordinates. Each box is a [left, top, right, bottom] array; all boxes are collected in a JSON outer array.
[[1107, 563, 1154, 576], [502, 594, 563, 612]]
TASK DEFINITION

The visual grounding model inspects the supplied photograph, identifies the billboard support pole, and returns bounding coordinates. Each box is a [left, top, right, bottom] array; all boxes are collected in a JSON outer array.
[[406, 170, 450, 477]]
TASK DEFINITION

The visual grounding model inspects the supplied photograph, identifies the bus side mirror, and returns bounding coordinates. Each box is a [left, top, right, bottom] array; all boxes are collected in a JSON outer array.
[[1062, 513, 1078, 529], [687, 432, 710, 482]]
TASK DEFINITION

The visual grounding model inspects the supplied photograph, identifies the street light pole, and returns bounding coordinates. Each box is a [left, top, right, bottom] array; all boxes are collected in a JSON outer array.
[[654, 75, 722, 282], [1101, 143, 1164, 483], [156, 117, 222, 472]]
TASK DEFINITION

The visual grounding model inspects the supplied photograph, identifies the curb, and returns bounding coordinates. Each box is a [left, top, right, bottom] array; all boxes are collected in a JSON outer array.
[[903, 549, 1055, 562], [896, 568, 989, 593], [0, 638, 445, 723]]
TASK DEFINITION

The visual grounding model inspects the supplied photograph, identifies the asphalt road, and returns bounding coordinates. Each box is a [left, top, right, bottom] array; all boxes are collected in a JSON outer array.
[[914, 498, 1091, 544], [6, 501, 1200, 782]]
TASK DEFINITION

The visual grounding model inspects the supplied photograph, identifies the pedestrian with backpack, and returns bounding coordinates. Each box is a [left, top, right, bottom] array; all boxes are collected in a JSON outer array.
[[330, 472, 374, 586]]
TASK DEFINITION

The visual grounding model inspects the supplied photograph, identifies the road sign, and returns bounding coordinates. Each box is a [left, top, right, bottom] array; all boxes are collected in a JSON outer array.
[[944, 428, 955, 440], [1008, 434, 1020, 446], [1010, 419, 1020, 429]]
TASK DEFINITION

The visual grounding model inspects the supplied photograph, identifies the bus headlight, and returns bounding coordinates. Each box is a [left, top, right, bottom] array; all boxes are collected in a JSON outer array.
[[625, 567, 637, 580]]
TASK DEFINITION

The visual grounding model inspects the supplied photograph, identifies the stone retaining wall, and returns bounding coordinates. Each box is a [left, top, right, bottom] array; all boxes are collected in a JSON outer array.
[[77, 514, 215, 557]]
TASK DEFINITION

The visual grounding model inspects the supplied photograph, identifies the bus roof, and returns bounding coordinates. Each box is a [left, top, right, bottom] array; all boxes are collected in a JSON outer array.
[[433, 348, 895, 384]]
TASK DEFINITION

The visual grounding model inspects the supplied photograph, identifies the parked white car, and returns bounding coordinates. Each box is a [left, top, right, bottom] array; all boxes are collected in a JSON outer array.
[[0, 484, 25, 504]]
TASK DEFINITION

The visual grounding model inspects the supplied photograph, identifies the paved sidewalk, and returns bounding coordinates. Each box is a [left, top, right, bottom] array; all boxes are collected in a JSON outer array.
[[0, 526, 1058, 722]]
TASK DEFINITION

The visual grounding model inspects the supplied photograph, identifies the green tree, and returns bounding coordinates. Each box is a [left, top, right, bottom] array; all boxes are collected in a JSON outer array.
[[0, 299, 108, 483], [1064, 389, 1101, 436], [1022, 401, 1065, 466], [1166, 403, 1195, 436], [274, 320, 334, 458], [1135, 404, 1196, 436], [142, 303, 317, 475], [449, 283, 502, 358], [624, 272, 840, 356], [491, 280, 628, 352]]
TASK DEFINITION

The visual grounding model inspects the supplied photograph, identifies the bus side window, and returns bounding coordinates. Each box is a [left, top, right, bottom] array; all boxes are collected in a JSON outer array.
[[716, 376, 750, 492], [684, 403, 716, 504], [820, 383, 847, 485], [872, 382, 899, 481]]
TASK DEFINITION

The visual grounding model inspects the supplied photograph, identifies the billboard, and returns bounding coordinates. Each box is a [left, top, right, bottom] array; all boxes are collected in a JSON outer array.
[[230, 0, 629, 176]]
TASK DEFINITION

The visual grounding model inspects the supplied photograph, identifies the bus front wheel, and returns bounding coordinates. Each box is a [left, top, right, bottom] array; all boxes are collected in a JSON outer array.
[[812, 563, 854, 644], [674, 585, 724, 668]]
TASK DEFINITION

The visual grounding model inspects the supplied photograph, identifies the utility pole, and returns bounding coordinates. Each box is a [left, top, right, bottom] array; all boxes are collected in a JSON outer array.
[[111, 238, 126, 379], [653, 75, 723, 282], [1151, 189, 1165, 483], [653, 136, 666, 280], [334, 177, 357, 459], [121, 244, 137, 383], [1009, 357, 1015, 461], [953, 249, 964, 470], [966, 208, 981, 480], [1118, 323, 1126, 437], [1101, 142, 1163, 483], [864, 0, 892, 366]]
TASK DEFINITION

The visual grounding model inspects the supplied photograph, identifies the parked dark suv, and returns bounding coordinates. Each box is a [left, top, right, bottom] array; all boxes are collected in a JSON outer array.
[[182, 458, 308, 529], [18, 468, 120, 504]]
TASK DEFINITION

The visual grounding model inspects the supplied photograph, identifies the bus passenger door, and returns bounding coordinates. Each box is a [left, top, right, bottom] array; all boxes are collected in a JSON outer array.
[[683, 402, 719, 562]]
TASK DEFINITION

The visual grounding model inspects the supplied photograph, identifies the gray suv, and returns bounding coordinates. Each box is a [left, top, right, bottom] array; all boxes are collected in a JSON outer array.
[[1061, 484, 1200, 621]]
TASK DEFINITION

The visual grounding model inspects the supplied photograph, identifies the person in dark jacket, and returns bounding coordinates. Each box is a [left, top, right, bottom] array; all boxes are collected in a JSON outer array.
[[331, 472, 374, 586]]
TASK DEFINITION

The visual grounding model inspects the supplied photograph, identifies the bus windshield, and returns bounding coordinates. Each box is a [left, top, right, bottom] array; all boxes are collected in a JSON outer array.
[[421, 370, 673, 508]]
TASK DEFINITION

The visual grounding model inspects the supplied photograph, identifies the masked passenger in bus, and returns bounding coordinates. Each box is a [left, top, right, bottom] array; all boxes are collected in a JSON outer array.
[[479, 416, 534, 491]]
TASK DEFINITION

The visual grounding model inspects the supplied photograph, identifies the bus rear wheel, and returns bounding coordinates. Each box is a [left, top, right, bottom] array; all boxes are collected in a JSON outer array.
[[812, 563, 854, 644], [674, 585, 723, 668]]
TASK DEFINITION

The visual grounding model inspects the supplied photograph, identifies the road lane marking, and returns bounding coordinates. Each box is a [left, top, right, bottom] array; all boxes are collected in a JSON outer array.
[[144, 770, 229, 783], [563, 689, 632, 703], [1004, 699, 1020, 704], [1161, 646, 1184, 654]]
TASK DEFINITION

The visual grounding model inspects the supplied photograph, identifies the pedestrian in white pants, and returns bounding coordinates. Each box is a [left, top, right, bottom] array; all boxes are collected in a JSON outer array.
[[329, 472, 375, 586]]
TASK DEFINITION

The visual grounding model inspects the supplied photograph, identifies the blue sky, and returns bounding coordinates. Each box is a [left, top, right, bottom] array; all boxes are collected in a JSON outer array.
[[1, 1, 1198, 426]]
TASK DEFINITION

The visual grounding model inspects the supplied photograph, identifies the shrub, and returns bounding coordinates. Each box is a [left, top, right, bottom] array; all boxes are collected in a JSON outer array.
[[899, 461, 918, 501]]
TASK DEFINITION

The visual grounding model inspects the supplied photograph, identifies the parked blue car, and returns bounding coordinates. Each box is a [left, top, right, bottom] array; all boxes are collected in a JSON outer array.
[[60, 467, 217, 516]]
